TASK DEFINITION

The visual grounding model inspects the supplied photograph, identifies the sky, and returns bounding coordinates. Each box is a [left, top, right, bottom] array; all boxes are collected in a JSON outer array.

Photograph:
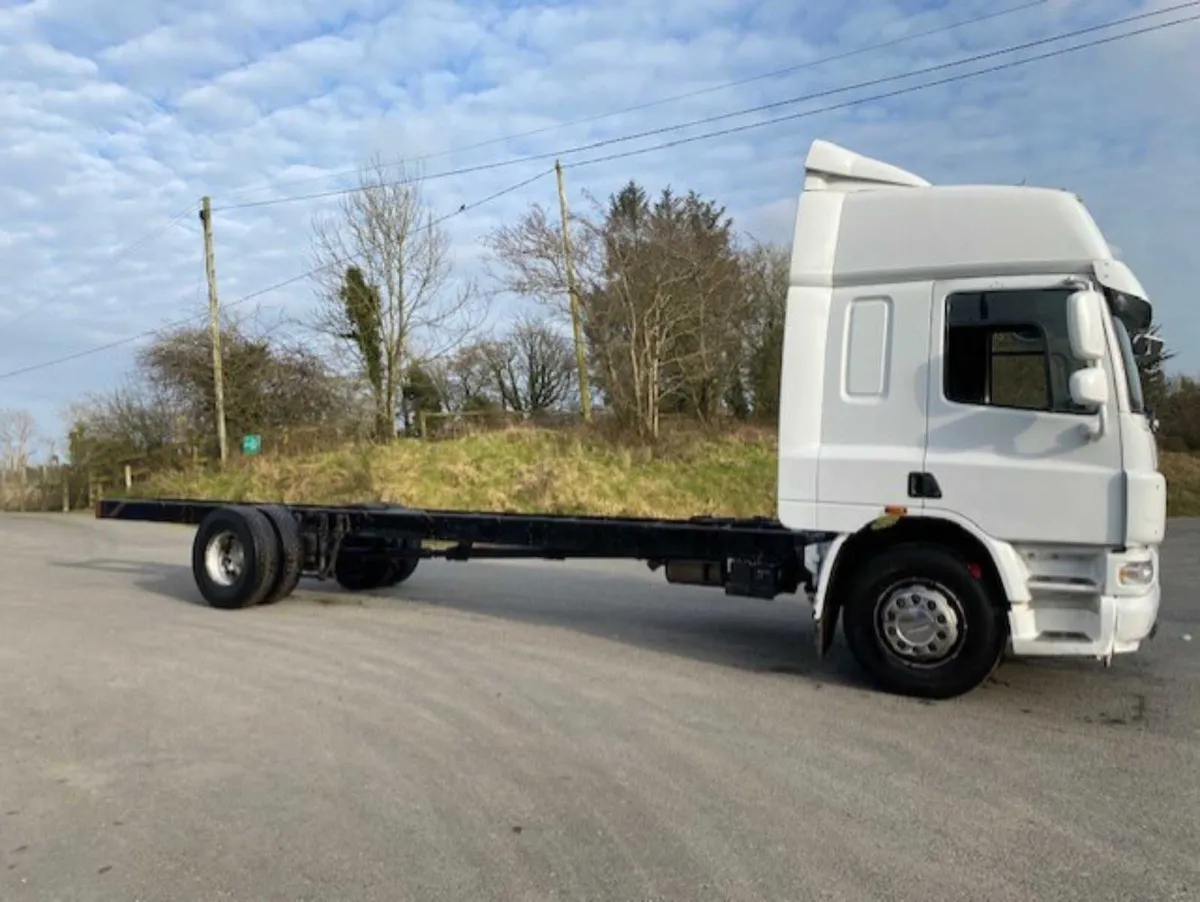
[[0, 0, 1198, 449]]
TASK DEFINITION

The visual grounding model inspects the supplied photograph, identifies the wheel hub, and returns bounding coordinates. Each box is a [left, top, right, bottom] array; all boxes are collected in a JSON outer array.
[[204, 531, 245, 587], [877, 582, 962, 664]]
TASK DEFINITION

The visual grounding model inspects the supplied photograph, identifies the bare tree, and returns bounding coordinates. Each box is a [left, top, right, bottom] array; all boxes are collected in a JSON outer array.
[[581, 184, 748, 437], [309, 156, 479, 440], [735, 241, 790, 419], [65, 387, 178, 477], [136, 321, 355, 453], [483, 201, 604, 393], [0, 409, 36, 471], [473, 316, 577, 415], [487, 183, 752, 438], [650, 190, 747, 422], [483, 203, 596, 314], [423, 348, 495, 415]]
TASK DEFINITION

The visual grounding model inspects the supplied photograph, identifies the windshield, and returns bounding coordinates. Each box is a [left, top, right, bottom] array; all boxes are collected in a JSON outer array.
[[1107, 307, 1147, 415]]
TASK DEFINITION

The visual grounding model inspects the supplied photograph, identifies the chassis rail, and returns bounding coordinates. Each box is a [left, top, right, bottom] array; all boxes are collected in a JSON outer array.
[[96, 498, 820, 559], [96, 498, 832, 607]]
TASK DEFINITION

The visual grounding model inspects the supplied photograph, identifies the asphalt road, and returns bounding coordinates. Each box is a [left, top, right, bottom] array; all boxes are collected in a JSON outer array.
[[1, 513, 1197, 902]]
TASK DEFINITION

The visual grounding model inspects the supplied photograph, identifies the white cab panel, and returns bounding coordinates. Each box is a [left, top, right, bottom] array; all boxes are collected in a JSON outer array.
[[815, 281, 931, 533], [922, 276, 1124, 546]]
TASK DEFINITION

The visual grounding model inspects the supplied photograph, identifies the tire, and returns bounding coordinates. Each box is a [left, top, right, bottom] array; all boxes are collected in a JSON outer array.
[[334, 552, 393, 591], [191, 506, 281, 610], [841, 542, 1007, 700], [382, 538, 420, 587], [334, 532, 420, 591], [333, 534, 393, 592], [257, 505, 303, 605]]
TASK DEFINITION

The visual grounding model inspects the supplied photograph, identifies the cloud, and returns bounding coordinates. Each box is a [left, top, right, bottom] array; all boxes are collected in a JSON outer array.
[[0, 0, 1197, 445]]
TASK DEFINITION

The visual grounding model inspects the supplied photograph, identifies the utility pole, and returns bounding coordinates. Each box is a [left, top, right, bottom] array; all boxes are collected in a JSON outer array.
[[199, 196, 229, 465], [555, 160, 592, 422]]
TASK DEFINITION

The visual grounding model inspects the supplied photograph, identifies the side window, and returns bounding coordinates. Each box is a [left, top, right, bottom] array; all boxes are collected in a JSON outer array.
[[844, 296, 892, 397], [989, 330, 1049, 409], [944, 289, 1090, 414]]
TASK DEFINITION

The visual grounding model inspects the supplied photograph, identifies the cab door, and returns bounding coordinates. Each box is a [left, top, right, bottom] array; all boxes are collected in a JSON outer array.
[[815, 281, 932, 532], [922, 276, 1124, 545]]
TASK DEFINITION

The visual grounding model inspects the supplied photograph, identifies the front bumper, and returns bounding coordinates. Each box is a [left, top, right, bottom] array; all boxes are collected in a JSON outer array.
[[1110, 583, 1161, 653], [1007, 547, 1161, 659]]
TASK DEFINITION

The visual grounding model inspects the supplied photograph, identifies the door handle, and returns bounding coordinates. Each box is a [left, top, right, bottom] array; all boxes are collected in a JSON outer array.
[[907, 472, 942, 499]]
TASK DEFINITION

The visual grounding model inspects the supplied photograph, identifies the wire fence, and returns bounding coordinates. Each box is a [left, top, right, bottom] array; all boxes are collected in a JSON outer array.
[[415, 408, 605, 440], [0, 464, 88, 513]]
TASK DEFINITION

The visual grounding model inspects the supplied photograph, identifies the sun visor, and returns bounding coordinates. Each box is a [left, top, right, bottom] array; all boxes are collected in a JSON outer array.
[[1093, 259, 1152, 331], [1093, 259, 1148, 301]]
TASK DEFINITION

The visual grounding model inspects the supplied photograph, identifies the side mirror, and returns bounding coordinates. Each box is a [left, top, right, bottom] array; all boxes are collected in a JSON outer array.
[[1133, 333, 1164, 359], [1070, 367, 1109, 409], [1067, 289, 1107, 361]]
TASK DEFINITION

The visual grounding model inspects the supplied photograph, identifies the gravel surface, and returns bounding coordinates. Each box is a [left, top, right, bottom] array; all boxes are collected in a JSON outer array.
[[1, 512, 1197, 901]]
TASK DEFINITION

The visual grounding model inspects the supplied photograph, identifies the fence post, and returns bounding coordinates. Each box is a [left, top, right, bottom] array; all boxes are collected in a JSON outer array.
[[18, 466, 26, 512], [124, 464, 132, 490], [62, 466, 70, 513]]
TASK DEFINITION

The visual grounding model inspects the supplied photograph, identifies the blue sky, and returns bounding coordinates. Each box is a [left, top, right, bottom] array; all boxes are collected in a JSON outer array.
[[0, 0, 1197, 451]]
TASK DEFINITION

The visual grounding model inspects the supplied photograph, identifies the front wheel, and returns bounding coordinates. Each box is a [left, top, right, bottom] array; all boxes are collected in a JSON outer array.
[[842, 543, 1007, 700]]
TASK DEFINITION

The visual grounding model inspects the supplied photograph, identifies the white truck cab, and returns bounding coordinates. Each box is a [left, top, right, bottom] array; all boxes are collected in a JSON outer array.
[[781, 140, 1167, 698]]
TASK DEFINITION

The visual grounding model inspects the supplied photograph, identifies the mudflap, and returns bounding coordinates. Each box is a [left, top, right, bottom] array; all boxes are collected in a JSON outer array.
[[815, 603, 839, 659], [806, 536, 847, 660]]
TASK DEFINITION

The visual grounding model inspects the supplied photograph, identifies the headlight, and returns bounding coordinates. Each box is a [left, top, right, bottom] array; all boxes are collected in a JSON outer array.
[[1118, 560, 1155, 586]]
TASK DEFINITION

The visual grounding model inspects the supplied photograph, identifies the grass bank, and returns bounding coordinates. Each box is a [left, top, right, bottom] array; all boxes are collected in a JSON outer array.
[[141, 426, 779, 519], [139, 427, 1200, 519]]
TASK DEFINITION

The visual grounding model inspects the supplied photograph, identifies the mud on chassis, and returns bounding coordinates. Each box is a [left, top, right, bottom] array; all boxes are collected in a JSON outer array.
[[98, 498, 1017, 699]]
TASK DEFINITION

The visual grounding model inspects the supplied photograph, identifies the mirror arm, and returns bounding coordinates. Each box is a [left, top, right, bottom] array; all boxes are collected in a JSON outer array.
[[1082, 404, 1108, 441], [1073, 360, 1109, 442]]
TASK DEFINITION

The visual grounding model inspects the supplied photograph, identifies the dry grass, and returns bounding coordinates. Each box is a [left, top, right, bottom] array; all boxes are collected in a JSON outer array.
[[138, 427, 1200, 520], [1161, 452, 1200, 517], [141, 424, 780, 519]]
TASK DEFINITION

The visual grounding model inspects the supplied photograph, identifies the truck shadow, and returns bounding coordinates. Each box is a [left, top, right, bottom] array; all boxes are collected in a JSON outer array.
[[52, 556, 1174, 720], [386, 562, 1163, 710], [54, 557, 213, 607], [53, 555, 867, 690], [396, 559, 871, 688]]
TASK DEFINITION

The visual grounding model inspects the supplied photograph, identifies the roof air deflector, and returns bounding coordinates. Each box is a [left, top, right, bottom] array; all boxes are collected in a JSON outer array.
[[804, 139, 930, 191]]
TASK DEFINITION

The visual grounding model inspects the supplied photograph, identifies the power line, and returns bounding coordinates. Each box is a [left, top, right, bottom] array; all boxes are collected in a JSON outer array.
[[568, 9, 1200, 173], [0, 4, 1048, 336], [6, 11, 1196, 382], [1, 201, 200, 327], [0, 169, 554, 382], [214, 0, 1198, 214], [219, 0, 1049, 202]]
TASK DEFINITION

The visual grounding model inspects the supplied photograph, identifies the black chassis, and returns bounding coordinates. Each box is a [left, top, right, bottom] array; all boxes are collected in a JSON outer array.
[[95, 498, 832, 600]]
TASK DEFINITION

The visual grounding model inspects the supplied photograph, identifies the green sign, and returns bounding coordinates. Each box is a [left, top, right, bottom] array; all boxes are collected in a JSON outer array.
[[242, 434, 262, 456]]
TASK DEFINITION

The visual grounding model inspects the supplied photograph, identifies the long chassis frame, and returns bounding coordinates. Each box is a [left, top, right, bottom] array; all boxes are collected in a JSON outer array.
[[95, 498, 835, 601]]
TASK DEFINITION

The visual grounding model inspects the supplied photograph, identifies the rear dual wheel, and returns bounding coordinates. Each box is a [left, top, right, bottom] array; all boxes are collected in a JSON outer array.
[[333, 534, 420, 592], [191, 505, 303, 609], [192, 504, 421, 608]]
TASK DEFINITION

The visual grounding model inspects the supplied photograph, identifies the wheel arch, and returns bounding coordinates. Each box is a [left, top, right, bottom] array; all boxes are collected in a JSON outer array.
[[812, 513, 1020, 657]]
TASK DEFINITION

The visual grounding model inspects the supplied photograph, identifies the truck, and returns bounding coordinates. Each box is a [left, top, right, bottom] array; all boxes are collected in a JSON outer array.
[[96, 139, 1167, 700]]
